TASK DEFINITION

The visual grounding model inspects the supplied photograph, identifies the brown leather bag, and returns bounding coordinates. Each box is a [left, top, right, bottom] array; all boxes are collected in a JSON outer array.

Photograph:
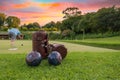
[[32, 30, 67, 59], [48, 44, 67, 59], [32, 30, 49, 59]]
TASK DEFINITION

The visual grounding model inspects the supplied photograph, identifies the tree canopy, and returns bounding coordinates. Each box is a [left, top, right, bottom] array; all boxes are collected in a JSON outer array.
[[0, 13, 6, 30], [60, 6, 120, 34], [6, 16, 20, 28]]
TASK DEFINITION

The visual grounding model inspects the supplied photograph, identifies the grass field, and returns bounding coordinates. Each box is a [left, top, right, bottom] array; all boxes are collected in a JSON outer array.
[[0, 40, 118, 54], [0, 39, 120, 80], [0, 52, 120, 80], [0, 40, 32, 54], [61, 36, 120, 50]]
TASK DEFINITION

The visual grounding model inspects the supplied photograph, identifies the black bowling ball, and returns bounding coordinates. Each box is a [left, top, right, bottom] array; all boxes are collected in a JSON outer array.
[[48, 51, 62, 66], [26, 51, 42, 66]]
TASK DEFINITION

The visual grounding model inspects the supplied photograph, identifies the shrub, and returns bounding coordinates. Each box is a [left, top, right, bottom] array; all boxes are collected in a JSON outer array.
[[34, 28, 40, 31], [22, 32, 33, 40], [2, 26, 8, 31], [49, 32, 61, 40], [62, 29, 72, 36], [23, 27, 28, 31], [29, 28, 34, 31]]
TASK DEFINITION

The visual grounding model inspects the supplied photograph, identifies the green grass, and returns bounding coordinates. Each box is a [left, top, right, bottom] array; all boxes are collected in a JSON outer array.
[[0, 52, 120, 80], [0, 40, 118, 54], [0, 39, 120, 80], [61, 36, 120, 50], [0, 40, 32, 54]]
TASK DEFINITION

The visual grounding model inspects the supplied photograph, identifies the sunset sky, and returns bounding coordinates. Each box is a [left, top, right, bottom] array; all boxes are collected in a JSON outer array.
[[0, 0, 120, 26]]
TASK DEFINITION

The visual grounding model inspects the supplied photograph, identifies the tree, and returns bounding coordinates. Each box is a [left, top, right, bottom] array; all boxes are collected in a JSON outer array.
[[20, 24, 27, 30], [25, 22, 40, 30], [95, 6, 119, 33], [6, 16, 20, 28], [62, 7, 81, 18], [33, 22, 40, 28], [77, 12, 97, 33], [26, 23, 33, 29], [112, 7, 120, 32], [43, 21, 55, 28], [0, 13, 6, 30], [60, 15, 82, 34], [54, 21, 62, 30]]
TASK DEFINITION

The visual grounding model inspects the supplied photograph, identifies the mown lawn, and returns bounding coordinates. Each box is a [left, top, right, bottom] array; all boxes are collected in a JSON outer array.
[[0, 39, 120, 80], [1, 40, 117, 54], [61, 36, 120, 50], [0, 40, 32, 54], [0, 52, 120, 80]]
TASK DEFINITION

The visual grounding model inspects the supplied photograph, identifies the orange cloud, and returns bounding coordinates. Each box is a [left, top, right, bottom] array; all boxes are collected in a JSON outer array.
[[37, 2, 62, 10], [12, 2, 30, 9], [50, 2, 61, 7], [39, 3, 51, 7]]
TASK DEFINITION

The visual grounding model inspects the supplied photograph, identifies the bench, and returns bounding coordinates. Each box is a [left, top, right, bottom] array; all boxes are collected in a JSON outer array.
[[0, 34, 9, 39], [0, 34, 24, 39]]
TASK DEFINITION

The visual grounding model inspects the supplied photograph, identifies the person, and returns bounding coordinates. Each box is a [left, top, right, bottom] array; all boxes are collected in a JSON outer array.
[[8, 27, 22, 50]]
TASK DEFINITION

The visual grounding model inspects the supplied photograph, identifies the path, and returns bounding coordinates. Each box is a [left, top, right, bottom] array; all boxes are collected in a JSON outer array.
[[50, 41, 119, 52]]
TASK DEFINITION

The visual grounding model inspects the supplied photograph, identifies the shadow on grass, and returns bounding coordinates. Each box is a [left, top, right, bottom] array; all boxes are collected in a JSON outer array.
[[60, 40, 120, 50]]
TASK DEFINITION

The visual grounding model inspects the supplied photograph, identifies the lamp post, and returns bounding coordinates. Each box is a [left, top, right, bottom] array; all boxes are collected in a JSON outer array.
[[81, 29, 85, 40]]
